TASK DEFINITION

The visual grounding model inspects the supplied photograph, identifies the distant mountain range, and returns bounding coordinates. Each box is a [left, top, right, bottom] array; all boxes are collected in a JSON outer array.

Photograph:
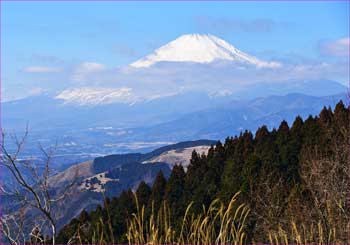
[[3, 80, 346, 131], [2, 91, 347, 169], [129, 92, 347, 141], [2, 33, 348, 166]]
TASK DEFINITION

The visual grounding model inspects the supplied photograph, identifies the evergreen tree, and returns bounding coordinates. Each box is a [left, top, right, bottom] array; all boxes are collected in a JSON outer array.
[[165, 165, 185, 225], [55, 101, 349, 244], [334, 100, 348, 127], [136, 181, 152, 207], [149, 171, 167, 211]]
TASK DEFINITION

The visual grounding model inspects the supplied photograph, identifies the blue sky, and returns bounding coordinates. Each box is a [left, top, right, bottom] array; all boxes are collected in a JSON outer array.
[[2, 1, 349, 100]]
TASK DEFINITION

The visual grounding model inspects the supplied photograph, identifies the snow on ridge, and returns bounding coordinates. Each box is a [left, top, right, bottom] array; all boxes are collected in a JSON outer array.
[[130, 33, 281, 68], [55, 87, 136, 105]]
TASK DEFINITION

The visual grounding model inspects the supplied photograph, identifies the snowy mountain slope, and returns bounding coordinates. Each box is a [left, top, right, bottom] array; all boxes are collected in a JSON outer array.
[[131, 34, 281, 68], [3, 91, 231, 131], [55, 87, 136, 105]]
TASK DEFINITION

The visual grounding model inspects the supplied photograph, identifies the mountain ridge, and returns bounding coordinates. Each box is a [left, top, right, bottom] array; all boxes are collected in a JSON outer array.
[[130, 33, 281, 68]]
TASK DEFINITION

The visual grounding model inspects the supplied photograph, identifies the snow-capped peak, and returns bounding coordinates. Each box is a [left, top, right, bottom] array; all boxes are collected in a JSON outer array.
[[55, 87, 136, 105], [130, 34, 281, 68]]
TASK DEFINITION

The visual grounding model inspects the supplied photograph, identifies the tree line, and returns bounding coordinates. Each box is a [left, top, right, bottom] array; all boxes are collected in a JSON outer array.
[[57, 100, 349, 243]]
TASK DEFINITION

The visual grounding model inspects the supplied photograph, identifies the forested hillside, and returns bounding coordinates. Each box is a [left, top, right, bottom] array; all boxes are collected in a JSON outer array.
[[56, 101, 349, 244]]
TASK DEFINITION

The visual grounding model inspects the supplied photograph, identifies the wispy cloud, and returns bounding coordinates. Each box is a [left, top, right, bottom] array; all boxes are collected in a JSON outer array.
[[22, 66, 61, 73], [319, 37, 350, 57], [71, 62, 106, 82], [195, 16, 292, 33], [15, 41, 350, 101], [2, 87, 46, 102], [62, 57, 348, 100]]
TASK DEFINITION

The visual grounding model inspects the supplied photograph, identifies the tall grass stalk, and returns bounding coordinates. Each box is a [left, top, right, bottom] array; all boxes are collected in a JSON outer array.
[[268, 220, 344, 245], [126, 191, 250, 245]]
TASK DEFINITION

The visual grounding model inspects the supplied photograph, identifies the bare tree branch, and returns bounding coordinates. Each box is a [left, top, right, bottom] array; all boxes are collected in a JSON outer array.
[[0, 128, 79, 245]]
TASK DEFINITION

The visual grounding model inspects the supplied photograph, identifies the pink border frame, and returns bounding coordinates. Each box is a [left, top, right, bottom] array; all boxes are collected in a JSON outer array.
[[0, 0, 349, 244]]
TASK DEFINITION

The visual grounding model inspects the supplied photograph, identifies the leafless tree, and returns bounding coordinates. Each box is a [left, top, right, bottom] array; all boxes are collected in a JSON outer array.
[[249, 169, 290, 242], [298, 120, 350, 243], [0, 127, 78, 245], [250, 111, 350, 243]]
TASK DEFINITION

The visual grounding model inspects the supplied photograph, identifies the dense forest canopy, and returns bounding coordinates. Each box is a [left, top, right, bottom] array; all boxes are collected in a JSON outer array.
[[56, 101, 349, 244]]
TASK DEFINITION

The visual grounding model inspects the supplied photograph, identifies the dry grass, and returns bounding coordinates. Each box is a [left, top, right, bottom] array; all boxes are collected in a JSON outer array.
[[268, 220, 347, 245], [126, 192, 250, 245], [126, 191, 349, 245]]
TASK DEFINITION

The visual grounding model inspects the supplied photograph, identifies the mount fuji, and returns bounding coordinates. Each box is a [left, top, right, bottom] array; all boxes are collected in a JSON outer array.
[[2, 33, 347, 163], [130, 34, 281, 68], [47, 34, 344, 107]]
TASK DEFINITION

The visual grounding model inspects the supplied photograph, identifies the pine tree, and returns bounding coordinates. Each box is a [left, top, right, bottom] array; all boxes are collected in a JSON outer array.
[[319, 106, 333, 126], [136, 181, 152, 207], [149, 171, 167, 211], [334, 100, 348, 132], [165, 165, 185, 226], [55, 100, 349, 244]]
